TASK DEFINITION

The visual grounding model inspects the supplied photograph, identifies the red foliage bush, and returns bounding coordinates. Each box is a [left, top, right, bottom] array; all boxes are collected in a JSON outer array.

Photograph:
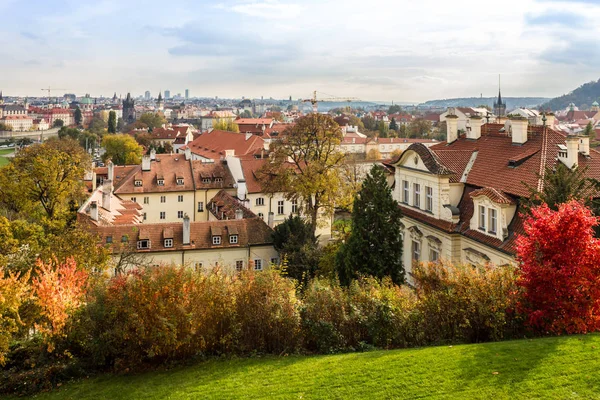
[[517, 200, 600, 334]]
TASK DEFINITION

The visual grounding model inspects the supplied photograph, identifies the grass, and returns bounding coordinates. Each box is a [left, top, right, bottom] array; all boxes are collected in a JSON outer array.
[[18, 334, 600, 399], [0, 148, 14, 167], [0, 157, 8, 167]]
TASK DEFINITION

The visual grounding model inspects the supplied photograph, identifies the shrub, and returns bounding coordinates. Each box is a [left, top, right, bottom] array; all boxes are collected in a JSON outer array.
[[235, 269, 301, 354], [0, 268, 30, 366], [413, 261, 521, 344], [517, 200, 600, 334]]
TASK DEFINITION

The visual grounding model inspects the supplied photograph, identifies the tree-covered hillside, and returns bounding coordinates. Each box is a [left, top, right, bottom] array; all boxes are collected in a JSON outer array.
[[420, 97, 550, 109], [542, 79, 600, 111]]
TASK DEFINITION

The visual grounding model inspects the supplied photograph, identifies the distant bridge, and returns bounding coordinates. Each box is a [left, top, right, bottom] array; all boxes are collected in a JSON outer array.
[[0, 128, 60, 141]]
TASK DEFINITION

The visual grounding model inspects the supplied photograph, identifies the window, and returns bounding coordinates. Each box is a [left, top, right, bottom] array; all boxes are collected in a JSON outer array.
[[478, 205, 486, 230], [215, 177, 223, 183], [106, 236, 113, 244], [430, 249, 439, 262], [488, 208, 497, 234], [143, 196, 149, 204], [212, 236, 221, 245], [178, 211, 184, 218], [202, 178, 211, 184], [197, 201, 204, 212], [230, 234, 238, 244], [277, 200, 284, 215], [160, 196, 166, 203], [178, 195, 183, 202], [254, 259, 263, 270], [411, 240, 421, 262], [134, 180, 142, 187], [236, 260, 244, 271], [164, 239, 173, 248], [291, 199, 298, 213], [157, 179, 164, 186], [402, 180, 409, 203], [143, 212, 147, 221], [270, 257, 279, 266], [160, 211, 166, 220], [176, 178, 184, 185], [258, 212, 264, 219], [194, 262, 203, 271], [130, 197, 136, 203], [413, 183, 421, 208], [137, 239, 150, 249], [121, 235, 128, 243], [426, 186, 433, 212], [256, 197, 265, 206]]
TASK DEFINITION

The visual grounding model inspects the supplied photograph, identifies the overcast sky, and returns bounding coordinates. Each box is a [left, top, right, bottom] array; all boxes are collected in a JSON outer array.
[[1, 0, 599, 102]]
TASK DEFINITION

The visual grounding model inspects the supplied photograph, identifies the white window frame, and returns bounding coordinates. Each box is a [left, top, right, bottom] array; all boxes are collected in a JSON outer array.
[[412, 240, 421, 262], [160, 211, 166, 219], [178, 211, 184, 218], [157, 179, 164, 186], [137, 239, 151, 250], [177, 178, 184, 185], [235, 260, 244, 271], [488, 208, 497, 234], [256, 197, 265, 206], [198, 201, 204, 212], [254, 259, 263, 270], [402, 180, 409, 203], [277, 200, 284, 215], [212, 236, 221, 245], [291, 199, 298, 213], [143, 196, 149, 204], [134, 180, 142, 187], [164, 238, 173, 248], [426, 186, 433, 212], [130, 197, 136, 203], [478, 205, 486, 230], [429, 248, 439, 262], [413, 183, 421, 208], [160, 195, 166, 203], [178, 195, 183, 202], [230, 234, 238, 244]]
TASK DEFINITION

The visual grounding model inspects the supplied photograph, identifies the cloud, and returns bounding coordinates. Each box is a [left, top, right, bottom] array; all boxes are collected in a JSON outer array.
[[539, 39, 600, 66], [525, 10, 587, 26], [20, 31, 40, 40], [225, 0, 302, 19]]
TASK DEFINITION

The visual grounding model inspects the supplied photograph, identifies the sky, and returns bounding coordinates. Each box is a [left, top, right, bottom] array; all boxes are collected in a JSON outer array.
[[1, 0, 599, 103]]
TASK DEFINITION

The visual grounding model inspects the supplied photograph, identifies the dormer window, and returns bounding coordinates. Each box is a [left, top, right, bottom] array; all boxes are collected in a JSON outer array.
[[134, 179, 142, 187], [215, 177, 223, 183], [164, 238, 173, 248], [137, 239, 151, 249], [202, 178, 211, 184], [157, 179, 164, 186], [212, 236, 221, 245], [177, 178, 184, 185], [478, 205, 486, 230], [488, 208, 497, 234], [230, 234, 238, 244]]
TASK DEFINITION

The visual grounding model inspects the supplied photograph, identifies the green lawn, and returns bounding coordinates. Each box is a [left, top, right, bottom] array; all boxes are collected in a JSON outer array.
[[0, 157, 8, 167], [20, 334, 600, 399], [0, 148, 14, 167]]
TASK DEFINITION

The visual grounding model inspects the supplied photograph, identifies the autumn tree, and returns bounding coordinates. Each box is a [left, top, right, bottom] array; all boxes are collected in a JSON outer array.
[[107, 110, 117, 134], [240, 110, 253, 118], [584, 121, 596, 141], [516, 201, 600, 334], [52, 119, 64, 128], [361, 115, 376, 131], [74, 107, 82, 126], [408, 118, 432, 138], [102, 134, 143, 165], [214, 118, 240, 132], [88, 115, 107, 135], [0, 122, 12, 131], [348, 115, 365, 131], [258, 114, 346, 235], [336, 165, 404, 285], [0, 138, 90, 222], [366, 148, 381, 160], [116, 117, 125, 132], [388, 104, 402, 114], [0, 268, 30, 365], [139, 112, 166, 131]]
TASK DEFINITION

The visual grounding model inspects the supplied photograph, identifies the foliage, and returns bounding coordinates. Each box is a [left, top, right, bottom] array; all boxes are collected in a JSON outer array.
[[377, 121, 389, 138], [240, 110, 253, 118], [0, 138, 89, 222], [88, 115, 107, 135], [52, 119, 64, 128], [348, 115, 364, 131], [390, 148, 402, 160], [134, 132, 153, 148], [542, 78, 600, 111], [214, 118, 240, 132], [408, 118, 432, 138], [337, 165, 404, 285], [361, 115, 376, 131], [102, 134, 143, 165], [33, 258, 88, 351], [116, 117, 125, 132], [388, 105, 402, 114], [516, 200, 600, 334], [366, 148, 381, 160], [389, 117, 398, 131], [258, 114, 346, 235], [74, 107, 82, 126], [413, 261, 521, 344], [272, 216, 320, 287], [107, 111, 117, 134], [0, 122, 12, 131], [0, 268, 30, 366], [139, 113, 166, 131], [584, 121, 595, 141]]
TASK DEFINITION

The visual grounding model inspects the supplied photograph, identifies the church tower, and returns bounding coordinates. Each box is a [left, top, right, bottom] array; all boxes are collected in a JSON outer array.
[[493, 75, 506, 118], [0, 91, 4, 105], [123, 92, 136, 124], [157, 91, 164, 111]]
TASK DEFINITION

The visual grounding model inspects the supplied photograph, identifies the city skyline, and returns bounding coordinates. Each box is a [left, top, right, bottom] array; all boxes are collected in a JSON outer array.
[[1, 0, 599, 102]]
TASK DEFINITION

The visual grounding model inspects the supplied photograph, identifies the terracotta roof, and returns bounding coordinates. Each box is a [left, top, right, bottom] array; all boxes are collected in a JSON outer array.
[[90, 218, 274, 253], [239, 158, 269, 193], [470, 187, 515, 205], [235, 118, 273, 125], [186, 130, 265, 160], [208, 190, 257, 220], [434, 150, 473, 183], [114, 154, 195, 194], [402, 143, 455, 175], [190, 160, 236, 190]]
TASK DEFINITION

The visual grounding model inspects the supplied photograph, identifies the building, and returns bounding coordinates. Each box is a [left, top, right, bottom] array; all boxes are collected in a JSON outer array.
[[145, 91, 151, 100], [183, 129, 266, 162], [164, 90, 171, 100], [391, 111, 600, 278], [493, 84, 506, 118], [439, 107, 489, 132], [123, 93, 135, 124], [185, 89, 189, 100]]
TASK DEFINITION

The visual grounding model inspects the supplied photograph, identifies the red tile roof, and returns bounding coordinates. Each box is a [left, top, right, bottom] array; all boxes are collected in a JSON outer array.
[[470, 187, 515, 205], [186, 130, 265, 159], [208, 190, 257, 220], [114, 154, 195, 194]]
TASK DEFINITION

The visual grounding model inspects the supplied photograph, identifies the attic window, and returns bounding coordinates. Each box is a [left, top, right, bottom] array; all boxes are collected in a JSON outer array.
[[137, 239, 151, 249], [134, 179, 142, 187], [215, 177, 223, 183], [177, 178, 184, 185], [212, 236, 222, 245], [230, 234, 238, 244], [164, 238, 173, 248], [106, 236, 113, 244], [202, 178, 211, 184], [157, 179, 164, 186]]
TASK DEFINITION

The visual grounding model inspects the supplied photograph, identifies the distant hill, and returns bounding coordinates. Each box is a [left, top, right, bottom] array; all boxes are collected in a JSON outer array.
[[541, 79, 600, 111], [419, 97, 550, 109]]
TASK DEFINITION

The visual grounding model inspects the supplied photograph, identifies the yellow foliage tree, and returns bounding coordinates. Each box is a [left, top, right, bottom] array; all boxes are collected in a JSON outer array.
[[102, 134, 143, 165]]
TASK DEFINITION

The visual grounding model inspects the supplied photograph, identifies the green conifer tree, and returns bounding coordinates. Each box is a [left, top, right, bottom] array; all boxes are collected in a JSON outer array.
[[107, 111, 117, 134], [336, 165, 404, 285]]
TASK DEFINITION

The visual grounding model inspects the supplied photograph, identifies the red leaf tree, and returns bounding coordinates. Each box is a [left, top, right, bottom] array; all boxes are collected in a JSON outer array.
[[516, 200, 600, 334]]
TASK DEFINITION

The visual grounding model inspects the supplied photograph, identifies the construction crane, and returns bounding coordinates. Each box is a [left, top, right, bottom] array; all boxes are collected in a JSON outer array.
[[302, 90, 360, 113], [41, 87, 67, 98]]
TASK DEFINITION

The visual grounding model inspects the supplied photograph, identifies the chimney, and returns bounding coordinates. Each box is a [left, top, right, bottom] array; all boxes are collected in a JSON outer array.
[[90, 201, 99, 221], [235, 209, 244, 220], [102, 182, 111, 211], [446, 114, 458, 144], [182, 214, 191, 245], [545, 113, 556, 126], [107, 160, 114, 182], [566, 136, 579, 169], [267, 212, 274, 228], [237, 179, 247, 200], [245, 132, 252, 140], [510, 116, 528, 145], [467, 116, 482, 140], [142, 155, 151, 171], [580, 135, 590, 156], [185, 146, 191, 161], [150, 148, 157, 161]]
